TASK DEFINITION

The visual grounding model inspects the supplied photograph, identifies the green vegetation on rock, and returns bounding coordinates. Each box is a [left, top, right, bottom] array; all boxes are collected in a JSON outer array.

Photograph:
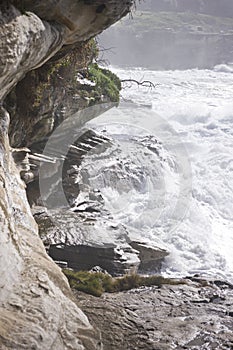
[[88, 63, 121, 104], [63, 269, 185, 297]]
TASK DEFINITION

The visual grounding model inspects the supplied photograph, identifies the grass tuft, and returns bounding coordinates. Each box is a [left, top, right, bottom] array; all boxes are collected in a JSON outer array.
[[63, 269, 185, 297]]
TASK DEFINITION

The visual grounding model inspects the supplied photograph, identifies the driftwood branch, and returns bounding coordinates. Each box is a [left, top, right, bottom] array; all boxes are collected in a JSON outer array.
[[121, 79, 157, 89]]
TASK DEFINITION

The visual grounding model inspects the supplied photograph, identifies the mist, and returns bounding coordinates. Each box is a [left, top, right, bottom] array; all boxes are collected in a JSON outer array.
[[99, 0, 233, 70], [138, 0, 233, 18]]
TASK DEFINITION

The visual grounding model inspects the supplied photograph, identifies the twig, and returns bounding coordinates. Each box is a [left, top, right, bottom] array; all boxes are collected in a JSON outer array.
[[121, 79, 157, 89]]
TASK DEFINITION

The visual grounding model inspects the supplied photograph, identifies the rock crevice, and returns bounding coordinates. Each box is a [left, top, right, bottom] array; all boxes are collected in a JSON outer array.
[[0, 1, 133, 348]]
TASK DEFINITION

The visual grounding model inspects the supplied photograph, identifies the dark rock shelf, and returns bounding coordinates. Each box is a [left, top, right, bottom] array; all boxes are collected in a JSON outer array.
[[34, 206, 169, 276], [76, 277, 233, 350]]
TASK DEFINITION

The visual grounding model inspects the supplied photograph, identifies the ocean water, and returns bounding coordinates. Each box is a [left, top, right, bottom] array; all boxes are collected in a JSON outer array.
[[86, 66, 233, 282]]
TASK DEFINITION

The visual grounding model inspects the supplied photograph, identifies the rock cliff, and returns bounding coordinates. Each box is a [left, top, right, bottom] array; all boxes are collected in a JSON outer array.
[[0, 1, 133, 348]]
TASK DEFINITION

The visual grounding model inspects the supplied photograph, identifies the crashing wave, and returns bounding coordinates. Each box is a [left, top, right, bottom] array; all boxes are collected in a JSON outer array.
[[213, 64, 233, 73]]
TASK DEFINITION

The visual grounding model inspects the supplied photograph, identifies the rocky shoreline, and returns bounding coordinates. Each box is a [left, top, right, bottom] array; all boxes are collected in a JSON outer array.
[[1, 1, 232, 349]]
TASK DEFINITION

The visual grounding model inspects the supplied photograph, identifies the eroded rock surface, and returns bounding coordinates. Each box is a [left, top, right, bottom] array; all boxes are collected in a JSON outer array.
[[0, 3, 65, 100], [34, 205, 169, 276], [31, 129, 169, 276], [0, 107, 101, 349], [77, 278, 233, 350], [11, 0, 133, 44], [0, 0, 133, 348]]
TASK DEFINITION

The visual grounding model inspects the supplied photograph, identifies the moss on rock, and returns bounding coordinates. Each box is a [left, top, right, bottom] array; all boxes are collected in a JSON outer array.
[[7, 39, 121, 147], [88, 63, 121, 104], [63, 269, 185, 297]]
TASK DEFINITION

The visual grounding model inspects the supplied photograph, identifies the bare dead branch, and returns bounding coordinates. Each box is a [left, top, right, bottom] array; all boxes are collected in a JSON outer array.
[[121, 79, 157, 89]]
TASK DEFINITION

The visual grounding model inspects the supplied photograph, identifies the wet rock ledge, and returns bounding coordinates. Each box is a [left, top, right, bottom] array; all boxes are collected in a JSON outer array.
[[32, 129, 169, 276], [76, 277, 233, 350]]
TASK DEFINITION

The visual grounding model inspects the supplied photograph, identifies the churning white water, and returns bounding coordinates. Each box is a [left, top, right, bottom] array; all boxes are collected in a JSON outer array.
[[87, 67, 233, 282]]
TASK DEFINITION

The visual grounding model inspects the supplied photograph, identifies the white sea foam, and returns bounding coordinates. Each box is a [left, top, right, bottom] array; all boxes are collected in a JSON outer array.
[[88, 67, 233, 282], [214, 64, 233, 73]]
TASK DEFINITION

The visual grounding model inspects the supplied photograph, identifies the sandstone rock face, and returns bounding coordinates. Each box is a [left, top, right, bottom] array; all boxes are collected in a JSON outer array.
[[3, 0, 130, 145], [12, 0, 133, 44], [6, 47, 119, 148], [0, 3, 65, 100], [0, 0, 133, 348], [0, 107, 101, 349]]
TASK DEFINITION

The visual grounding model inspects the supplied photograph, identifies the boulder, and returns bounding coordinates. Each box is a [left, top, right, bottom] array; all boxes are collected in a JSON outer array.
[[130, 240, 169, 273], [34, 206, 169, 276]]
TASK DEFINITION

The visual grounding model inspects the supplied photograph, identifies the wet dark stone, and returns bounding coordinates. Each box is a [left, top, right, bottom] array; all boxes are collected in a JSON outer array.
[[96, 4, 106, 13]]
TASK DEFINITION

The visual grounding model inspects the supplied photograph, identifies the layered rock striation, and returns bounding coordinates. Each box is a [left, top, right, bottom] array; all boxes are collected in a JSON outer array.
[[31, 128, 169, 276], [0, 1, 133, 348]]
